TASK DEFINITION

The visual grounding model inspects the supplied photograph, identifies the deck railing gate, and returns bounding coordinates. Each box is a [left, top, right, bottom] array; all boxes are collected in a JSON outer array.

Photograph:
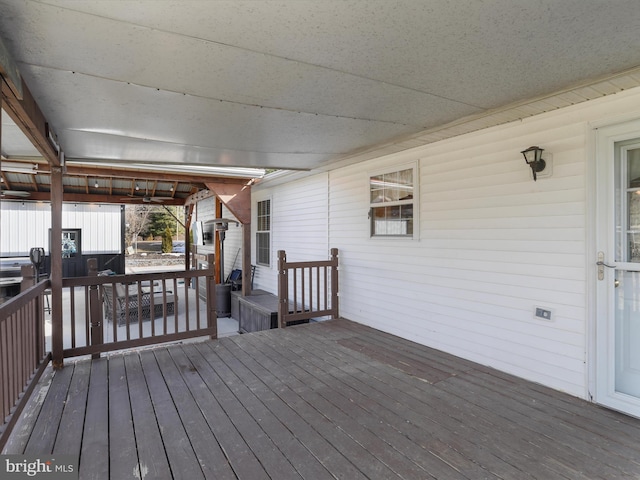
[[277, 248, 338, 328], [60, 255, 217, 360]]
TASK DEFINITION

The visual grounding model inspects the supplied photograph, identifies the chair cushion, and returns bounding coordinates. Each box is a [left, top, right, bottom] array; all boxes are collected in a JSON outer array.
[[115, 283, 126, 298]]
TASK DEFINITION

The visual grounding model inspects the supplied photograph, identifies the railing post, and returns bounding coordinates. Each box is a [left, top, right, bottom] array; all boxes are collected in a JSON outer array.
[[206, 254, 217, 339], [20, 264, 36, 292], [330, 248, 339, 319], [277, 250, 288, 328], [87, 259, 103, 359]]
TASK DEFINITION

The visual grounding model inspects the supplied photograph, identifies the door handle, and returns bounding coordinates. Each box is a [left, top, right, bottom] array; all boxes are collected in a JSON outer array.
[[597, 251, 616, 280]]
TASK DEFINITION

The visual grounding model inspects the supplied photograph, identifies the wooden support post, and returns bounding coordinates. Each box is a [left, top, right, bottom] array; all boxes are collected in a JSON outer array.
[[205, 254, 217, 339], [87, 259, 103, 359], [50, 166, 64, 368], [242, 222, 252, 297], [184, 204, 194, 271], [215, 198, 222, 284], [330, 248, 339, 319], [277, 250, 287, 329]]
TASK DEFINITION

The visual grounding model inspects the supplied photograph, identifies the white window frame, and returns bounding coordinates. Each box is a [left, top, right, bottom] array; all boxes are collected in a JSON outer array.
[[368, 162, 419, 239], [256, 198, 272, 266]]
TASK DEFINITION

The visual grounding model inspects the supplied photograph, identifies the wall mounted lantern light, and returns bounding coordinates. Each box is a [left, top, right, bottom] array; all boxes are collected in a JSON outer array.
[[521, 146, 546, 181]]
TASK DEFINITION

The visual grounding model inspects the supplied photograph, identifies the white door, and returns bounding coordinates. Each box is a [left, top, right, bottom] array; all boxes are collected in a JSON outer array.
[[595, 120, 640, 417]]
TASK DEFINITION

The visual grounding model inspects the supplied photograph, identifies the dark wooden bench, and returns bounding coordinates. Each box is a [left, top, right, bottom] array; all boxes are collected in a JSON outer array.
[[231, 290, 308, 333]]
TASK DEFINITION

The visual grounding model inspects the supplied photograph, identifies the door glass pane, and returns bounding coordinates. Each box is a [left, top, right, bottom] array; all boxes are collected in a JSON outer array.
[[62, 232, 78, 258], [615, 270, 640, 397], [628, 190, 640, 262], [627, 149, 640, 262]]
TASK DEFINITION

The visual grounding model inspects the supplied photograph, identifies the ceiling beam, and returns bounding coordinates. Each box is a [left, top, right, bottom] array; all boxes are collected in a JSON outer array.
[[184, 188, 215, 206], [10, 191, 185, 205], [204, 180, 253, 225], [36, 163, 255, 185], [1, 77, 60, 166], [0, 171, 9, 189]]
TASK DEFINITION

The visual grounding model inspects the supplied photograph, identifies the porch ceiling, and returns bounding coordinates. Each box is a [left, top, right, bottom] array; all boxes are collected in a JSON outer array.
[[1, 1, 640, 174]]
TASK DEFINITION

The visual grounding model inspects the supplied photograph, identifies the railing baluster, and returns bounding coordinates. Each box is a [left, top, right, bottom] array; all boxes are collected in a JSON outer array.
[[174, 278, 179, 333], [71, 288, 80, 348], [323, 266, 328, 311], [293, 268, 298, 314], [149, 280, 155, 338]]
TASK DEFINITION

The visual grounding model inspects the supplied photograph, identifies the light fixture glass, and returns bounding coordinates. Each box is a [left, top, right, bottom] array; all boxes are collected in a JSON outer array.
[[521, 146, 546, 181], [0, 162, 38, 174]]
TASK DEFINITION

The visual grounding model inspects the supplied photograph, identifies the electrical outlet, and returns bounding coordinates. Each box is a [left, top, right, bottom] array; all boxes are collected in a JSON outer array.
[[534, 307, 553, 321]]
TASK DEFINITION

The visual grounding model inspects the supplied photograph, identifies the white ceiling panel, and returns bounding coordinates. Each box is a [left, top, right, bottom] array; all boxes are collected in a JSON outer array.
[[1, 0, 640, 171], [60, 130, 329, 169], [1, 109, 40, 158]]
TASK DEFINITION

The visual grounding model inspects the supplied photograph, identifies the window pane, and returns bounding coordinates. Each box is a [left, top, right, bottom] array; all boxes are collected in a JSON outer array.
[[256, 232, 270, 265], [370, 174, 385, 203], [256, 199, 271, 265], [369, 168, 414, 237], [257, 199, 271, 231], [371, 206, 411, 236], [400, 204, 413, 235], [370, 169, 413, 203]]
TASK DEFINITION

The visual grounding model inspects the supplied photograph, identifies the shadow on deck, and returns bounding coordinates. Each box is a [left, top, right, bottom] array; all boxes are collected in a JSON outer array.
[[4, 319, 640, 479]]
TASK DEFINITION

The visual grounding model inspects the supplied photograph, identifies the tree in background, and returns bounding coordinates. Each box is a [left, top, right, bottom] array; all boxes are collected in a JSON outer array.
[[124, 205, 152, 251], [148, 208, 175, 239], [162, 227, 173, 253], [147, 206, 184, 240]]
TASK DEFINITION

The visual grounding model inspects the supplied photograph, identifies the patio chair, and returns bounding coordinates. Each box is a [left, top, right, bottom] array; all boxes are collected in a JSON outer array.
[[102, 282, 175, 326]]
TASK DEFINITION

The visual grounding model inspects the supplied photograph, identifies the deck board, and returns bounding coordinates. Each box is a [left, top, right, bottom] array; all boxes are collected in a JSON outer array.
[[198, 341, 336, 480], [80, 359, 110, 480], [261, 325, 519, 479], [106, 356, 138, 480], [23, 362, 73, 455], [153, 348, 236, 480], [5, 318, 640, 479], [190, 342, 303, 479], [241, 329, 469, 479], [275, 324, 594, 480], [139, 349, 206, 480], [124, 352, 172, 479], [172, 344, 270, 480], [219, 337, 367, 479], [54, 360, 91, 458]]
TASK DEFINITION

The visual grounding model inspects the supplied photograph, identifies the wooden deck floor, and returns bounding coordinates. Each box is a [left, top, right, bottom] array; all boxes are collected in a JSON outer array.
[[5, 319, 640, 479]]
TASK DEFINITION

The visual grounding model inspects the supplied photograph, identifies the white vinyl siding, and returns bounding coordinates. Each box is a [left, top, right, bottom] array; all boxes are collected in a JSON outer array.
[[330, 121, 587, 396], [256, 86, 640, 400], [252, 174, 329, 294]]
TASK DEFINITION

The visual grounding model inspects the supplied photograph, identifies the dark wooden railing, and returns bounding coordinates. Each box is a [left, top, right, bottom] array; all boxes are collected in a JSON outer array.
[[60, 256, 217, 359], [277, 248, 339, 328], [0, 265, 51, 451]]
